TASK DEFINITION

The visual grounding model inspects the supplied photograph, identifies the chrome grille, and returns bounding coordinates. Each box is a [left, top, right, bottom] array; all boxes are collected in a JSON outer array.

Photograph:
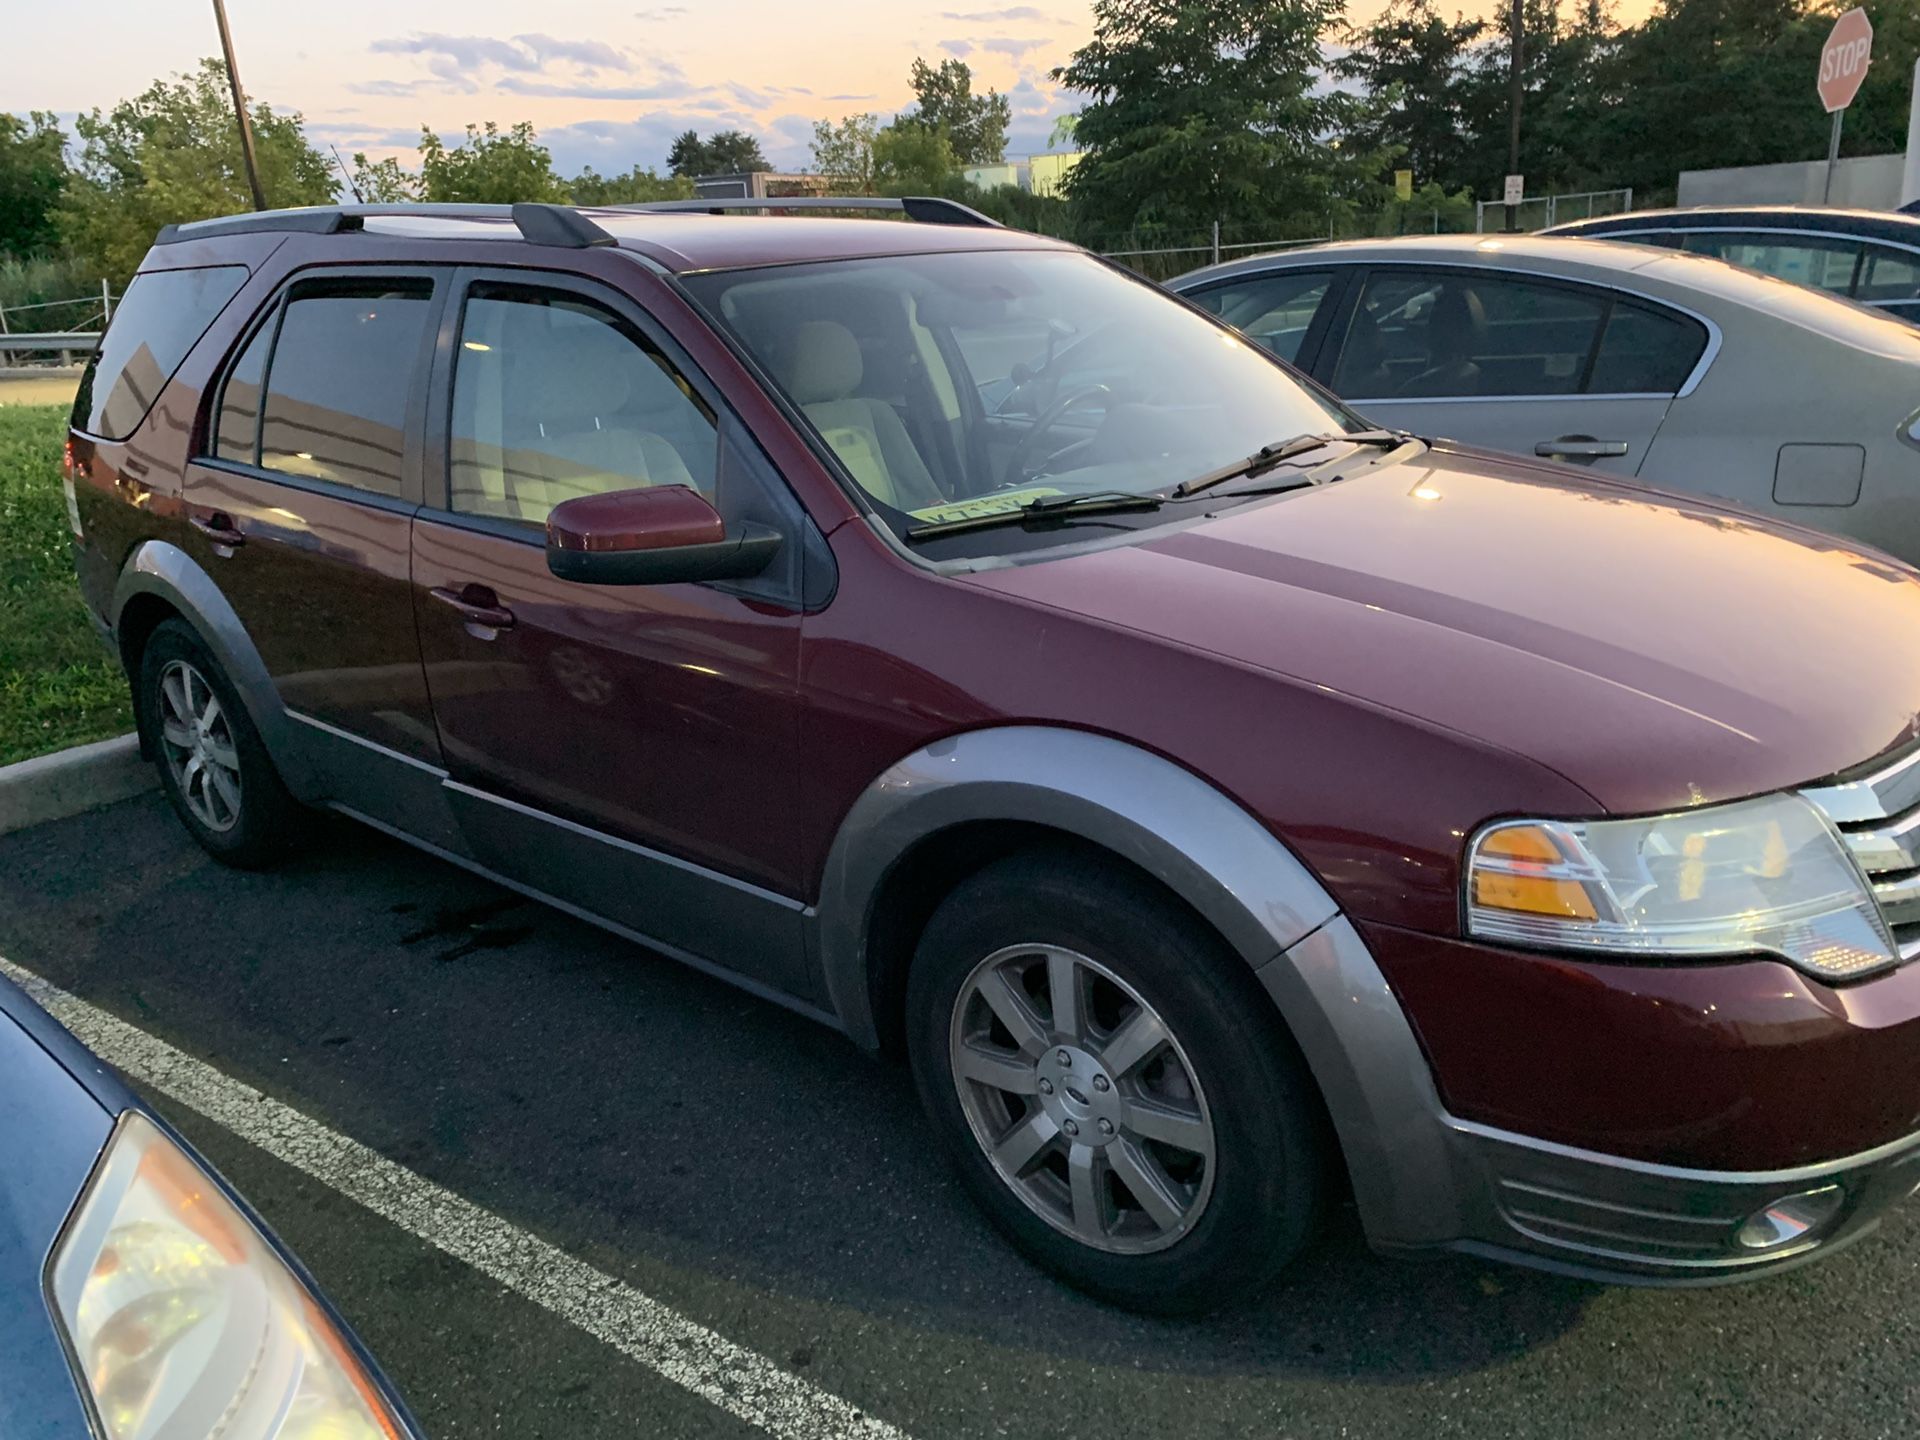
[[1802, 743, 1920, 962]]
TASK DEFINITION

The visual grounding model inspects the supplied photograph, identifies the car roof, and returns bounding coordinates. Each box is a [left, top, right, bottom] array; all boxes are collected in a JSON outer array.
[[1170, 232, 1920, 361], [154, 203, 1077, 274], [1546, 205, 1920, 245]]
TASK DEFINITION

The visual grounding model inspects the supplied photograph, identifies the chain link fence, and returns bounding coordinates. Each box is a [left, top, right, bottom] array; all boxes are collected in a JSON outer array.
[[1087, 208, 1484, 281]]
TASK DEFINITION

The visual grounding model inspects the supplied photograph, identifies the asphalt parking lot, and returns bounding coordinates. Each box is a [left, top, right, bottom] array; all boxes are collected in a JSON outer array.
[[5, 794, 1920, 1440]]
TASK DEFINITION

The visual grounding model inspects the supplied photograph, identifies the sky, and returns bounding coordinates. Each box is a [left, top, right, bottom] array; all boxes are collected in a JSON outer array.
[[1, 0, 1658, 178]]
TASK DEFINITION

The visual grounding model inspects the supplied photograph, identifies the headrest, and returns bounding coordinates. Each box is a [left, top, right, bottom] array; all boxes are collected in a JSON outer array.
[[779, 320, 863, 405], [506, 310, 634, 421], [1428, 287, 1488, 360]]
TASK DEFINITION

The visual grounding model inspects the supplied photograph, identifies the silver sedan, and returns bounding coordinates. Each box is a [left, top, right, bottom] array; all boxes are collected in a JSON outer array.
[[1168, 234, 1920, 564]]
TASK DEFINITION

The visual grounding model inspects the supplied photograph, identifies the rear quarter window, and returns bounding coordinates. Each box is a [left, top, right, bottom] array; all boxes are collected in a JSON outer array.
[[1587, 302, 1708, 394], [70, 265, 248, 440]]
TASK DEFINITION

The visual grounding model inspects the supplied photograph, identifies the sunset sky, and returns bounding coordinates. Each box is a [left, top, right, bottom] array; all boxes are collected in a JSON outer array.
[[2, 0, 1660, 177]]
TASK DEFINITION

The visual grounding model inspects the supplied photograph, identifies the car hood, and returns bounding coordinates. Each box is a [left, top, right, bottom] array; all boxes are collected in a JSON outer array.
[[965, 445, 1920, 814]]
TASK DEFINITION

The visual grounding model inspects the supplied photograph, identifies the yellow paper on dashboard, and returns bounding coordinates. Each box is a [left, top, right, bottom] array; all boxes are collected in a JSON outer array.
[[908, 487, 1064, 524]]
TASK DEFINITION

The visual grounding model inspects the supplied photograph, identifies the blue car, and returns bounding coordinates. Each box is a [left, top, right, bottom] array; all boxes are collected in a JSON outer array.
[[0, 972, 422, 1440]]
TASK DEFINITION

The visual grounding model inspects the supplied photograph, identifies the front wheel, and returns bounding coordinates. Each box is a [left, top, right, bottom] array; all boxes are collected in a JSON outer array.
[[906, 849, 1328, 1314]]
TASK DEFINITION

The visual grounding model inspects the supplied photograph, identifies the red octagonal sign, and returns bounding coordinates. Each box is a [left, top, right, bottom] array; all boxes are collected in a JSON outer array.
[[1818, 7, 1873, 114]]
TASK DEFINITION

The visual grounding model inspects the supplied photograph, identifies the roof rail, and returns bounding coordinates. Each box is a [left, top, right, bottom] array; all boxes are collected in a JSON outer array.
[[153, 202, 618, 249], [629, 195, 1002, 228]]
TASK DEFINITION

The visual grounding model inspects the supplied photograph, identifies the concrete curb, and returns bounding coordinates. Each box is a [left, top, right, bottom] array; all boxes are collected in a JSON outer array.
[[0, 734, 156, 836]]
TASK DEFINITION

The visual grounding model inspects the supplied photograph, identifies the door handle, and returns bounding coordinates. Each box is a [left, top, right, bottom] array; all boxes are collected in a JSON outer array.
[[188, 513, 246, 550], [430, 584, 516, 633], [1535, 436, 1630, 460]]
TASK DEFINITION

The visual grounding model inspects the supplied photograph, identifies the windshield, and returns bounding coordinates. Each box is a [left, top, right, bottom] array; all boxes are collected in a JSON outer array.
[[680, 249, 1356, 556]]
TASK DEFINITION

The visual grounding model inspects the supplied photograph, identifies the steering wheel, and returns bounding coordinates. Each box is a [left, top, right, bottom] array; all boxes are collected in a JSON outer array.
[[1002, 385, 1111, 488]]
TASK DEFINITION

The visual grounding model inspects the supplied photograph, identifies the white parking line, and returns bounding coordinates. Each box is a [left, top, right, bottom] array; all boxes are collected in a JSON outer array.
[[0, 956, 912, 1440]]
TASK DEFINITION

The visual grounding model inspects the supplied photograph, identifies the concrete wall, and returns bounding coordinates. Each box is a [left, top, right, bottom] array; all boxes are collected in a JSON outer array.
[[1677, 152, 1906, 209]]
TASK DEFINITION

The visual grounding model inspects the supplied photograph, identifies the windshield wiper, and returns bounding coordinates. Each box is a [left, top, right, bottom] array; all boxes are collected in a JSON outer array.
[[904, 489, 1163, 542], [1173, 430, 1405, 498]]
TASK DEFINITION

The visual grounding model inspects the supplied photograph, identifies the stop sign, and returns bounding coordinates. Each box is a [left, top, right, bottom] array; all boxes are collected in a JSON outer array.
[[1818, 7, 1873, 114]]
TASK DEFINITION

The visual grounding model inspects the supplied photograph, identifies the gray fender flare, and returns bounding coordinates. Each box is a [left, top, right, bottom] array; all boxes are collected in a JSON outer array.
[[111, 541, 321, 799], [813, 724, 1462, 1252]]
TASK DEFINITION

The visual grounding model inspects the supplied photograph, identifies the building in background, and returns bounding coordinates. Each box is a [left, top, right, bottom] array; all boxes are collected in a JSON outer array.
[[1677, 153, 1906, 210], [694, 171, 831, 200], [962, 152, 1084, 196]]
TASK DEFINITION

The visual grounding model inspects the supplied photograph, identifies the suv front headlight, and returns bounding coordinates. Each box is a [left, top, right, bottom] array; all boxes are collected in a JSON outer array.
[[49, 1112, 408, 1440], [1465, 792, 1895, 982]]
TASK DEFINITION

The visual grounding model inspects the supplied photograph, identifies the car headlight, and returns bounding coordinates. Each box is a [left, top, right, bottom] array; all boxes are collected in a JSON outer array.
[[1465, 792, 1895, 981], [49, 1111, 407, 1440]]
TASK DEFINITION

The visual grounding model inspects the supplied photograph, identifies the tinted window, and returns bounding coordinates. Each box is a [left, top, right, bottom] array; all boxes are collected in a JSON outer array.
[[258, 278, 433, 496], [1685, 232, 1861, 295], [213, 317, 272, 464], [1334, 270, 1606, 399], [71, 266, 247, 440], [1587, 302, 1707, 394], [449, 283, 718, 526], [1857, 246, 1920, 306], [1186, 272, 1333, 363]]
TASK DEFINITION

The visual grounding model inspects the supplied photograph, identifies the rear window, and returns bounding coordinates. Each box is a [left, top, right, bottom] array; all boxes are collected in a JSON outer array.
[[71, 266, 248, 440]]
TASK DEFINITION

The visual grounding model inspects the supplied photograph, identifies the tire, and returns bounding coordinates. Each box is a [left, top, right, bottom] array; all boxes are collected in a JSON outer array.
[[138, 618, 305, 869], [906, 847, 1328, 1315]]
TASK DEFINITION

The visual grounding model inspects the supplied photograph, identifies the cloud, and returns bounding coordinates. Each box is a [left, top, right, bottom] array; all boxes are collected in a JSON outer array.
[[939, 39, 974, 57], [348, 78, 429, 98], [942, 6, 1062, 22], [978, 36, 1049, 60], [517, 33, 630, 70], [368, 31, 633, 79], [632, 5, 688, 18]]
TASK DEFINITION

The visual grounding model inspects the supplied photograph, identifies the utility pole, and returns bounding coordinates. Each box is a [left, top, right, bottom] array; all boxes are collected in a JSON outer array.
[[1505, 0, 1524, 232], [211, 0, 268, 211]]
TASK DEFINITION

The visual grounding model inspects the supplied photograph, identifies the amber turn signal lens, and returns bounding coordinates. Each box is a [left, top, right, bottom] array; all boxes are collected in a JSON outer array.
[[1471, 870, 1599, 919]]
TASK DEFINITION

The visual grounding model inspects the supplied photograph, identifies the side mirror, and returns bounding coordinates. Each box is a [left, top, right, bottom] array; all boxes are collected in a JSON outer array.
[[546, 485, 781, 586]]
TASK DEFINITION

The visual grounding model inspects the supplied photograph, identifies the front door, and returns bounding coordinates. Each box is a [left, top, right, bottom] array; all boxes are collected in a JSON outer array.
[[185, 269, 447, 829], [410, 271, 815, 994], [1323, 266, 1704, 479]]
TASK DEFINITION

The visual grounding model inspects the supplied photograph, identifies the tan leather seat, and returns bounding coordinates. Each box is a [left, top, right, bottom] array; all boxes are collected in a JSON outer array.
[[454, 308, 695, 524], [777, 320, 942, 510]]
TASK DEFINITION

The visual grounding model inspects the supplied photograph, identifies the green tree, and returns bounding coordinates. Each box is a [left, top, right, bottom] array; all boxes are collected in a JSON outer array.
[[1055, 0, 1386, 238], [62, 59, 335, 282], [1334, 0, 1488, 193], [810, 114, 880, 194], [0, 112, 69, 258], [347, 153, 420, 202], [667, 128, 771, 177], [417, 122, 568, 203], [1579, 0, 1831, 197], [897, 58, 1012, 166], [873, 123, 957, 192], [568, 165, 695, 204]]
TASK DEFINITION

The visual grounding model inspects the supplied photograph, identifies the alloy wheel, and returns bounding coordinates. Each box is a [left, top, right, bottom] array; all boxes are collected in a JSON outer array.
[[156, 659, 243, 834], [948, 943, 1217, 1254]]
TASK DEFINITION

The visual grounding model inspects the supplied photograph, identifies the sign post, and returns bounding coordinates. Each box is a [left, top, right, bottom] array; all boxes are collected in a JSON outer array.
[[1817, 8, 1873, 205]]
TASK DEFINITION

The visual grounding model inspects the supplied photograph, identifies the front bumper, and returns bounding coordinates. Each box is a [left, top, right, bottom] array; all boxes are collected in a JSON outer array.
[[1262, 916, 1920, 1285], [1437, 1115, 1920, 1283]]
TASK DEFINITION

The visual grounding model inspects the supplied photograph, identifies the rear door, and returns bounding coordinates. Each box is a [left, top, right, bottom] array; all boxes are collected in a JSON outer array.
[[409, 268, 816, 994], [187, 268, 447, 827], [1319, 266, 1705, 477]]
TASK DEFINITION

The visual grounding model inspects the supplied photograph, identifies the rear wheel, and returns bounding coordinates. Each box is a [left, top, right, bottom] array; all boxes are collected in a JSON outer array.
[[906, 849, 1328, 1314], [139, 619, 304, 868]]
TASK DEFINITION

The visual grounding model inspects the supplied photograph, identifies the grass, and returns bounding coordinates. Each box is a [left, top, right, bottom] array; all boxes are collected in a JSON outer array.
[[0, 405, 133, 765]]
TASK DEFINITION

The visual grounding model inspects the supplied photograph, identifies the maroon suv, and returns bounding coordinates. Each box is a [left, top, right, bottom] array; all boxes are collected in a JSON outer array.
[[66, 199, 1920, 1312]]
